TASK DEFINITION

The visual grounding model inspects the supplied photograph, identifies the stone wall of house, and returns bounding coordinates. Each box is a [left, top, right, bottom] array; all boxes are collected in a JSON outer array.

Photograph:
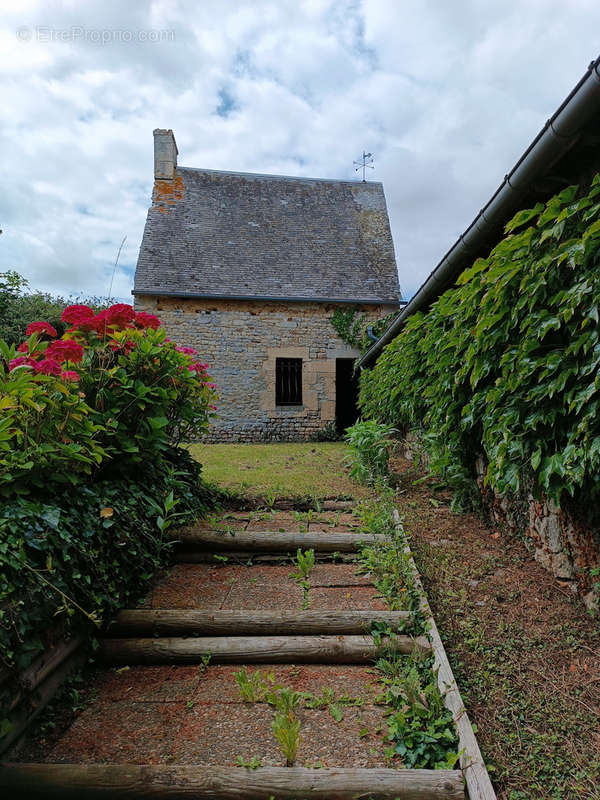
[[135, 296, 394, 442]]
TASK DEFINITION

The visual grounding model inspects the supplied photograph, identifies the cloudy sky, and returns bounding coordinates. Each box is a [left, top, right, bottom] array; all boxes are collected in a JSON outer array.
[[1, 0, 599, 302]]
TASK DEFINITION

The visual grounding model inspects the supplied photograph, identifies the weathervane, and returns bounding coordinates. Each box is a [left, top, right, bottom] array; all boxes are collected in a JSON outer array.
[[353, 151, 374, 182]]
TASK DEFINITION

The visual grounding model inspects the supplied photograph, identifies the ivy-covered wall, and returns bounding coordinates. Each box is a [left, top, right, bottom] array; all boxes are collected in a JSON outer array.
[[359, 177, 600, 604]]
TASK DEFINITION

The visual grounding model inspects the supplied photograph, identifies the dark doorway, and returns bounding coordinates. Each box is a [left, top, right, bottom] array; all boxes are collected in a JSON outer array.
[[335, 358, 359, 435]]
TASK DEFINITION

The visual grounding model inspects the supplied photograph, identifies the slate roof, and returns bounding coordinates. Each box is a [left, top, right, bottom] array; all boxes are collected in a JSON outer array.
[[134, 167, 400, 304]]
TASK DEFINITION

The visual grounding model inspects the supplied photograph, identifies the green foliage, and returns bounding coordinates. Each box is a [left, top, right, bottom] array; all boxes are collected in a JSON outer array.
[[354, 495, 459, 769], [354, 493, 425, 626], [381, 653, 460, 769], [271, 711, 301, 766], [345, 420, 396, 486], [0, 448, 218, 674], [1, 304, 217, 497], [0, 298, 220, 687], [308, 421, 343, 442], [0, 342, 105, 498], [235, 755, 262, 769], [290, 548, 315, 583], [76, 327, 216, 474], [235, 667, 280, 703], [330, 306, 398, 354], [360, 175, 600, 509]]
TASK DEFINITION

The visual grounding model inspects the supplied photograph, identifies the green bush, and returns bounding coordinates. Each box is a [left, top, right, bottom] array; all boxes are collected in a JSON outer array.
[[360, 175, 600, 510], [2, 303, 217, 491], [344, 420, 396, 485], [330, 306, 398, 354], [0, 449, 218, 673], [0, 340, 105, 498]]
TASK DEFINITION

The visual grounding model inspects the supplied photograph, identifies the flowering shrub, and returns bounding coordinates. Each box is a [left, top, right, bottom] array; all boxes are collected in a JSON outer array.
[[1, 302, 217, 490], [0, 302, 220, 703], [0, 341, 105, 498]]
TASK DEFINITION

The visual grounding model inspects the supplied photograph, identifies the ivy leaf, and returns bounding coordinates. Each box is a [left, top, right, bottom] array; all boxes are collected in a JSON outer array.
[[505, 203, 544, 232]]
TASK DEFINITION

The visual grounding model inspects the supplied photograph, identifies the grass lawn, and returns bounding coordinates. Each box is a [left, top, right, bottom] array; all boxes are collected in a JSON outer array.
[[188, 441, 370, 501]]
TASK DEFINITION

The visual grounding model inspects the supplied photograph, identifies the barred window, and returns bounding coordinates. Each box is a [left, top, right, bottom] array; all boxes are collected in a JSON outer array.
[[276, 358, 302, 405]]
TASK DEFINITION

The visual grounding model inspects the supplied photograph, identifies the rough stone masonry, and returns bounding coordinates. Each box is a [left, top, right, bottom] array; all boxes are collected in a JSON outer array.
[[133, 130, 401, 441]]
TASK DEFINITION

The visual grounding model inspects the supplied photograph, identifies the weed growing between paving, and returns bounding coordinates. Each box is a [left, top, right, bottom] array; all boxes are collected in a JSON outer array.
[[353, 492, 461, 770], [290, 548, 315, 609]]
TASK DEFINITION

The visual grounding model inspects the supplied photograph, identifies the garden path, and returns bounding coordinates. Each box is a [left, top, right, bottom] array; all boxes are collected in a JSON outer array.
[[38, 509, 396, 769]]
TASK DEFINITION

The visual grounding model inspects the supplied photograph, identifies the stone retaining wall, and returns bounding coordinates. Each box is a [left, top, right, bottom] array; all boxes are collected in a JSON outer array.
[[395, 431, 599, 609]]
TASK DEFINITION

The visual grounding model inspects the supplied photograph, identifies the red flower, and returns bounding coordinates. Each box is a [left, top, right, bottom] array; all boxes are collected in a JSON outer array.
[[17, 342, 29, 352], [46, 340, 84, 364], [9, 356, 38, 371], [134, 311, 161, 329], [61, 370, 80, 382], [105, 304, 136, 328], [36, 358, 62, 376], [26, 321, 57, 337], [61, 304, 94, 324]]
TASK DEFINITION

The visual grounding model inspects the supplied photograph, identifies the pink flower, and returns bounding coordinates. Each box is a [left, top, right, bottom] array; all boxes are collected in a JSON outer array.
[[177, 346, 197, 355], [9, 356, 38, 371], [61, 370, 80, 382], [36, 358, 62, 376], [61, 305, 94, 324], [188, 362, 206, 374], [134, 311, 161, 329], [46, 340, 84, 364], [26, 321, 57, 337]]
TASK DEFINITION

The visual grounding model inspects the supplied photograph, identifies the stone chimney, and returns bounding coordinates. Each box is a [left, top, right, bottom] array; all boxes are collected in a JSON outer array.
[[153, 128, 178, 180]]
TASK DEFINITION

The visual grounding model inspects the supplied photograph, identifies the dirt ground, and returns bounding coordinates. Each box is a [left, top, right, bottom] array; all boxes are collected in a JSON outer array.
[[392, 455, 600, 800]]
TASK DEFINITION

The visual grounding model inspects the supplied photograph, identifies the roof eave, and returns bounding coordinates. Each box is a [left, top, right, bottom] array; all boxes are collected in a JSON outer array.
[[132, 289, 400, 306], [359, 54, 600, 369]]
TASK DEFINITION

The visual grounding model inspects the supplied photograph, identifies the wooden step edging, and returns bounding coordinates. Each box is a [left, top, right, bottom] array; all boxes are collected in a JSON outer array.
[[108, 609, 412, 636], [176, 529, 388, 554], [0, 637, 86, 756], [101, 634, 431, 665], [0, 764, 465, 799], [393, 509, 496, 800]]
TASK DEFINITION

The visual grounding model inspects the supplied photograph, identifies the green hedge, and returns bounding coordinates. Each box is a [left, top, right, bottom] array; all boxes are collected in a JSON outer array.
[[360, 176, 600, 511], [0, 447, 218, 674]]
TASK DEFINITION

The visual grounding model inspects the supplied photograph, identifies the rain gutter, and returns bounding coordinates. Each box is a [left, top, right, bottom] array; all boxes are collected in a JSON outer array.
[[359, 55, 600, 368]]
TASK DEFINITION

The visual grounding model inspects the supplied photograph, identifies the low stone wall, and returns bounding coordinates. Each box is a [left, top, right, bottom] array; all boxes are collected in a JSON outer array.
[[475, 457, 599, 610], [393, 432, 599, 609]]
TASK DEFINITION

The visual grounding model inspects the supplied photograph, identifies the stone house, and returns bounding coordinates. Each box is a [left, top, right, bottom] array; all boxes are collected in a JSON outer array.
[[133, 130, 401, 441]]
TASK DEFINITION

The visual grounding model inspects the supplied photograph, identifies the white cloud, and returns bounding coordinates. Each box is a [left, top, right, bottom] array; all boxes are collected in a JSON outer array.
[[1, 0, 599, 301]]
